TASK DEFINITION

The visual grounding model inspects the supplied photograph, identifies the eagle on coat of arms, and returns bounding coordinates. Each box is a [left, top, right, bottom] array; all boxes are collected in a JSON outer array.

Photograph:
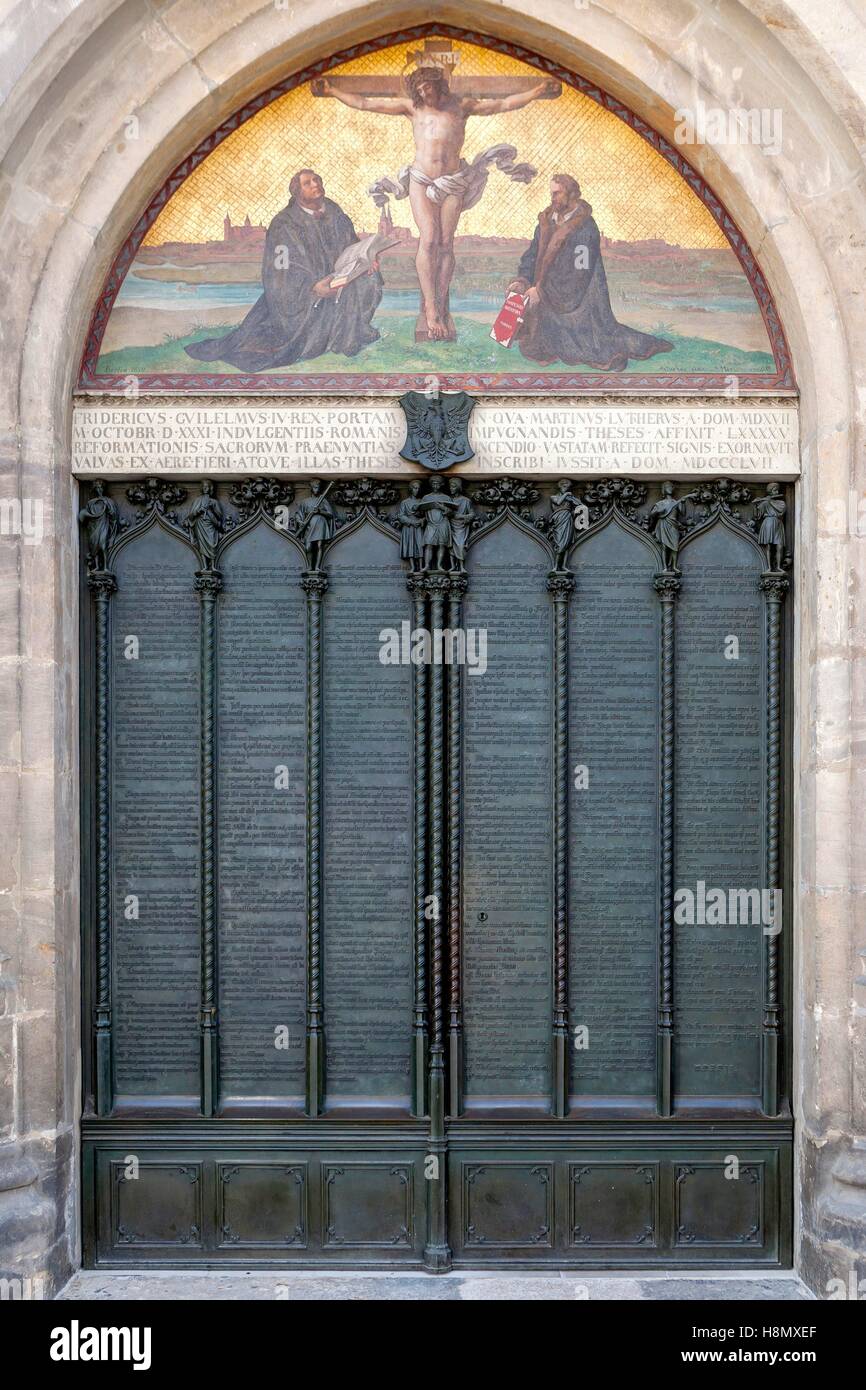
[[398, 390, 476, 471]]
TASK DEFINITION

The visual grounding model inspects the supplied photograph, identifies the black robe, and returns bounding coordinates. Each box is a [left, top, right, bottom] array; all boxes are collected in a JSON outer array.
[[185, 197, 382, 371], [513, 201, 673, 370]]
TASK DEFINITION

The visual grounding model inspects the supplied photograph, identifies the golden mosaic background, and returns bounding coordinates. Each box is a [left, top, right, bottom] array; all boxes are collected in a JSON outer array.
[[144, 39, 727, 250]]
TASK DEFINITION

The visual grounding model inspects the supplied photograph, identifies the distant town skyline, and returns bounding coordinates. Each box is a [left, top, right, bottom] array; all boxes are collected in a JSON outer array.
[[144, 209, 700, 258]]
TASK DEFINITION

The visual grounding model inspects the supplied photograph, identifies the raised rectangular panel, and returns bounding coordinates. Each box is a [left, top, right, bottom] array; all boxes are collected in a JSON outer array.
[[462, 1162, 554, 1249], [322, 1162, 414, 1249], [673, 1159, 765, 1248], [569, 1162, 658, 1249], [217, 1162, 307, 1249], [109, 1159, 203, 1249]]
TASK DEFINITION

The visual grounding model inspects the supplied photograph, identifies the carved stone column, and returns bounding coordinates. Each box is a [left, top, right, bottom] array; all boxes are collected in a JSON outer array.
[[407, 571, 429, 1118], [547, 569, 575, 1118], [88, 569, 117, 1118], [424, 571, 451, 1273], [301, 569, 328, 1118], [653, 570, 681, 1118], [447, 571, 468, 1119], [759, 570, 788, 1119], [194, 568, 222, 1118]]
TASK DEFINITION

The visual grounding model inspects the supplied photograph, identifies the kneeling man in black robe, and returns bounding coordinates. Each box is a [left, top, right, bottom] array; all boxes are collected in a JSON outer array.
[[507, 174, 673, 370], [185, 169, 382, 371]]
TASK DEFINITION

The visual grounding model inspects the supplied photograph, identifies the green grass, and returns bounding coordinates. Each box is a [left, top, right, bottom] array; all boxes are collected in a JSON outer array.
[[96, 315, 776, 376]]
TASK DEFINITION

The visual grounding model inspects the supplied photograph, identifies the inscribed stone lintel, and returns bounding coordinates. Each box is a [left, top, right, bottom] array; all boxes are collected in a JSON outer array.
[[72, 404, 800, 478]]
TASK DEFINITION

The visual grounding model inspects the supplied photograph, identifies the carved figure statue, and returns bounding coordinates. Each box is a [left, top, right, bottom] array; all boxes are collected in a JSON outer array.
[[396, 479, 424, 571], [78, 480, 118, 571], [185, 479, 224, 569], [447, 477, 475, 573], [549, 479, 584, 570], [649, 481, 697, 573], [754, 481, 786, 571], [418, 484, 458, 572], [294, 479, 336, 571]]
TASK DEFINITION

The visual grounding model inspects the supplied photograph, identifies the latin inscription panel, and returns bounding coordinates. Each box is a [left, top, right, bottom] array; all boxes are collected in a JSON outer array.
[[111, 526, 200, 1097], [217, 524, 306, 1101], [462, 523, 553, 1102], [569, 524, 659, 1097], [675, 526, 764, 1097], [91, 478, 786, 1123], [322, 523, 413, 1103]]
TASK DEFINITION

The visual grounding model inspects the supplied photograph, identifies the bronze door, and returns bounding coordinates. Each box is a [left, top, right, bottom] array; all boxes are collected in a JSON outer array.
[[80, 475, 792, 1268]]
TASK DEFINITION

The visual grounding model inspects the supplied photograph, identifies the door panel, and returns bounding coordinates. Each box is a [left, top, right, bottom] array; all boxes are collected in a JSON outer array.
[[461, 520, 553, 1109], [569, 520, 660, 1099], [321, 522, 414, 1108], [217, 523, 307, 1105], [110, 526, 201, 1106], [81, 475, 792, 1269], [674, 524, 765, 1099]]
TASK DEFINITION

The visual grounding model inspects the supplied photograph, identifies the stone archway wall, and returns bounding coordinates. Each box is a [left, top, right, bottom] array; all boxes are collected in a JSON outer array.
[[0, 0, 863, 1295]]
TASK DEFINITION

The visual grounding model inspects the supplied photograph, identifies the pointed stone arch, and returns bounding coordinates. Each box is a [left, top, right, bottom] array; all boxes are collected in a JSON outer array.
[[1, 1, 863, 1295]]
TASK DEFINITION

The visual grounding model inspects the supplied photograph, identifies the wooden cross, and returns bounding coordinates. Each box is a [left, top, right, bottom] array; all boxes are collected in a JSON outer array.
[[311, 39, 561, 102], [312, 73, 560, 98]]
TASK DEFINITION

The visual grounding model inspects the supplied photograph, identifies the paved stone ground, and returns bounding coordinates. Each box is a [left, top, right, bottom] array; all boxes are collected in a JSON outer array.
[[58, 1270, 814, 1301]]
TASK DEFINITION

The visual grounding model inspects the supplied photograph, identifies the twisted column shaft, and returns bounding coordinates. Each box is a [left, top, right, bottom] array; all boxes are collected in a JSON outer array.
[[408, 574, 429, 1116], [760, 571, 788, 1117], [302, 570, 328, 1116], [548, 570, 574, 1117], [90, 570, 117, 1117], [654, 571, 680, 1118], [195, 569, 222, 1117], [446, 573, 467, 1117]]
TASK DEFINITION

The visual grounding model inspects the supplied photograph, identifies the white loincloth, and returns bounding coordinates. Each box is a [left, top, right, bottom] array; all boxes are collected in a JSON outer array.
[[368, 143, 536, 212]]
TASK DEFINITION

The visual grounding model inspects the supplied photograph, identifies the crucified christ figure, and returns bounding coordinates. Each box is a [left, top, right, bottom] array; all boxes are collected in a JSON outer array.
[[313, 66, 559, 341]]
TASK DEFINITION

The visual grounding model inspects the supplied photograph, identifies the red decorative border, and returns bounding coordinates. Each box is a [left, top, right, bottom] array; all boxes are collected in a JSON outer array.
[[77, 24, 795, 395]]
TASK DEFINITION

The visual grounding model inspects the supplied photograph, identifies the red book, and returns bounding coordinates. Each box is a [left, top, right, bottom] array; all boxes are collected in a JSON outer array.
[[490, 291, 527, 347]]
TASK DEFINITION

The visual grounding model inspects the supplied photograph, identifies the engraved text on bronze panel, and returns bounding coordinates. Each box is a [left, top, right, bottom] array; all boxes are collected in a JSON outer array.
[[462, 523, 553, 1100], [217, 525, 306, 1100], [675, 527, 764, 1097], [111, 528, 200, 1096], [569, 525, 659, 1097], [322, 524, 413, 1102]]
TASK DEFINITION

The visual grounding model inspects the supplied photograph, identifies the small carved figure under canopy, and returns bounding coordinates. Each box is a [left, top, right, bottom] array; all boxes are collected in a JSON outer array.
[[549, 479, 586, 570], [418, 484, 457, 572], [396, 479, 424, 571], [78, 480, 118, 571], [447, 478, 475, 573], [649, 481, 697, 573], [294, 479, 336, 571], [185, 479, 224, 569], [754, 481, 786, 571]]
